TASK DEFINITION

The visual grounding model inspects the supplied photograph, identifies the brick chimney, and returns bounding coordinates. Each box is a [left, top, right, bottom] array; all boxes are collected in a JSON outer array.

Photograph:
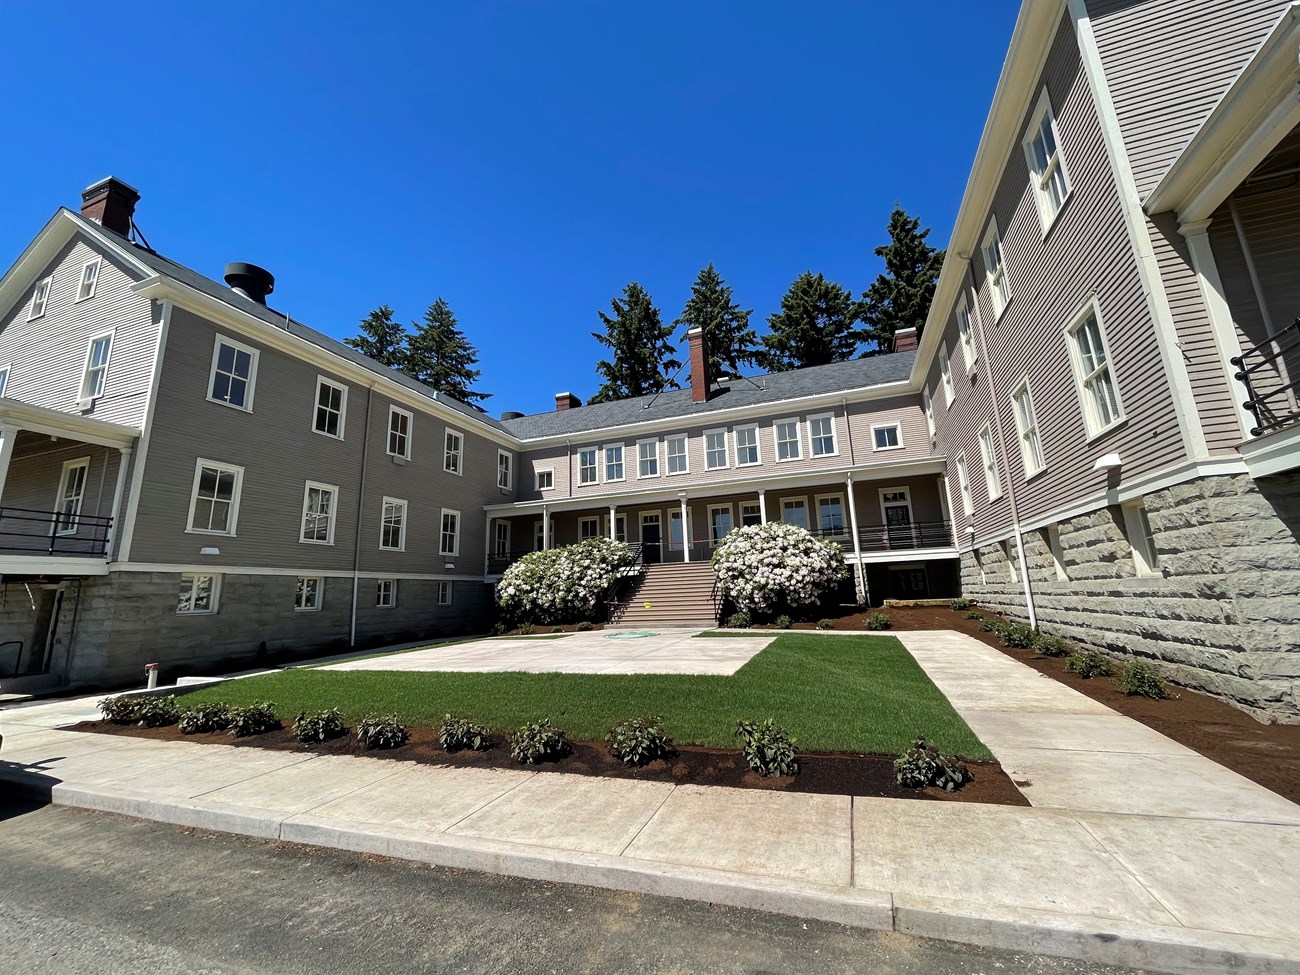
[[80, 177, 140, 237], [687, 327, 710, 402], [893, 327, 919, 353], [555, 391, 582, 411]]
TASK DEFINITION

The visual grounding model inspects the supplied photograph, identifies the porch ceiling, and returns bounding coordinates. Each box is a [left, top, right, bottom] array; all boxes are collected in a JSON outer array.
[[0, 400, 140, 450]]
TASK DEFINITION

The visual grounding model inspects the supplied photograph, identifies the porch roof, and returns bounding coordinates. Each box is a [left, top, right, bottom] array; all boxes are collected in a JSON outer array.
[[0, 399, 140, 450]]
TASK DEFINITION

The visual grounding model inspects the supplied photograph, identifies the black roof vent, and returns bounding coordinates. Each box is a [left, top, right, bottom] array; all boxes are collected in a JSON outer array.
[[500, 410, 525, 421], [224, 262, 275, 305]]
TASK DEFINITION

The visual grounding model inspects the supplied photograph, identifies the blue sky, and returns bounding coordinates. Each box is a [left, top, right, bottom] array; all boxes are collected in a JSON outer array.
[[2, 2, 1018, 416]]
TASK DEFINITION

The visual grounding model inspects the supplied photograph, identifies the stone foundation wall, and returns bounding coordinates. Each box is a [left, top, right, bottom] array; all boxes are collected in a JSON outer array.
[[960, 473, 1300, 723]]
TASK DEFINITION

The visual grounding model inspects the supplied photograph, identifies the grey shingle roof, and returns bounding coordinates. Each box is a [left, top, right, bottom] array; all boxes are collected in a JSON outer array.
[[498, 352, 917, 440], [68, 210, 508, 434]]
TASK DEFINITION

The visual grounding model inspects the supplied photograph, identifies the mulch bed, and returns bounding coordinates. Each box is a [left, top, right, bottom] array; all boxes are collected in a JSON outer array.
[[69, 719, 1027, 806]]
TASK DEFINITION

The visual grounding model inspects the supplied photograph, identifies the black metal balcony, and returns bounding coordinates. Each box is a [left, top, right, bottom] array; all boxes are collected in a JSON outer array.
[[0, 507, 112, 558], [1231, 318, 1300, 437]]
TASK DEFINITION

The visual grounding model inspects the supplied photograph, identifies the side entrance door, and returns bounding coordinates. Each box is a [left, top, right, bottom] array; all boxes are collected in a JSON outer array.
[[640, 512, 662, 564]]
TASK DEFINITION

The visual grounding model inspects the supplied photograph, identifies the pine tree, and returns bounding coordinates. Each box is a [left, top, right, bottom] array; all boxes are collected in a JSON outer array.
[[589, 283, 681, 404], [673, 263, 758, 379], [758, 272, 864, 372], [404, 298, 490, 404], [345, 304, 408, 370], [859, 206, 946, 354]]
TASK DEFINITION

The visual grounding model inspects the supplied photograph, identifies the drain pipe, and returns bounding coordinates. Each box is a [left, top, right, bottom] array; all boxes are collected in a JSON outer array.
[[349, 383, 376, 647]]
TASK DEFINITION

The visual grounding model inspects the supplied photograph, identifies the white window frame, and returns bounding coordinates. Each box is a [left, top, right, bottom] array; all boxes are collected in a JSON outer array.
[[186, 458, 244, 536], [981, 220, 1011, 319], [956, 294, 978, 370], [28, 276, 52, 320], [871, 422, 903, 452], [444, 427, 464, 475], [380, 496, 407, 552], [922, 385, 935, 437], [578, 447, 599, 485], [665, 434, 689, 475], [0, 366, 9, 399], [53, 457, 91, 536], [707, 503, 734, 545], [739, 501, 762, 527], [300, 481, 339, 546], [808, 413, 838, 457], [295, 576, 324, 612], [780, 496, 809, 530], [733, 424, 761, 466], [177, 573, 220, 615], [535, 468, 555, 491], [773, 418, 802, 462], [497, 449, 513, 490], [978, 425, 1002, 501], [954, 454, 974, 516], [387, 406, 413, 459], [704, 428, 729, 470], [1010, 377, 1047, 478], [77, 257, 102, 302], [603, 443, 625, 482], [579, 515, 602, 540], [376, 578, 397, 608], [1122, 501, 1161, 578], [1045, 525, 1069, 581], [1066, 303, 1125, 439], [637, 438, 660, 479], [493, 520, 511, 558], [437, 581, 453, 606], [814, 493, 847, 537], [79, 330, 114, 401], [439, 507, 461, 556], [1023, 88, 1073, 233], [312, 376, 348, 440], [938, 344, 954, 408], [207, 334, 259, 412]]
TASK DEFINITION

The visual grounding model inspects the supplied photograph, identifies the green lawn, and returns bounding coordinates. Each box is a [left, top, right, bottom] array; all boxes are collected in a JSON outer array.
[[178, 633, 989, 758]]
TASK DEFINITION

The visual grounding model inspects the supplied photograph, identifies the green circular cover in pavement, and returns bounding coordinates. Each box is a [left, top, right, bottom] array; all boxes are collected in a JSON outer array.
[[603, 631, 659, 640]]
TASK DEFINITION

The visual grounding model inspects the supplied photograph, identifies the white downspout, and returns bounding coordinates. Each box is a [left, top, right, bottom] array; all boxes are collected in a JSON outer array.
[[844, 474, 867, 605]]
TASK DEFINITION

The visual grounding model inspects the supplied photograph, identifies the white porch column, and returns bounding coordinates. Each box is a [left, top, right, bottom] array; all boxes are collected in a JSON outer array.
[[680, 495, 690, 563], [542, 504, 550, 549], [0, 425, 18, 502], [757, 489, 767, 524], [484, 513, 493, 575], [105, 445, 132, 559], [608, 504, 617, 541], [844, 474, 868, 605]]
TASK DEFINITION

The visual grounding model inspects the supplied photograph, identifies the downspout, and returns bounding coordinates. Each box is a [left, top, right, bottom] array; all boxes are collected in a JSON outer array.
[[349, 383, 376, 647], [844, 473, 868, 605], [965, 260, 1038, 629]]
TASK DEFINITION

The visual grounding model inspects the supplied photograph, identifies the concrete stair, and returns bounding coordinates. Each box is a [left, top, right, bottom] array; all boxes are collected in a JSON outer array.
[[614, 562, 719, 627]]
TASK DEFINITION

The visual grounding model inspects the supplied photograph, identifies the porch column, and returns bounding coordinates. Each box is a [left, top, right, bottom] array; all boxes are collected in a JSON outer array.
[[609, 504, 617, 541], [680, 495, 690, 563], [542, 504, 550, 549], [757, 489, 767, 524], [105, 445, 132, 559], [483, 513, 493, 576], [0, 424, 18, 502], [844, 474, 868, 606]]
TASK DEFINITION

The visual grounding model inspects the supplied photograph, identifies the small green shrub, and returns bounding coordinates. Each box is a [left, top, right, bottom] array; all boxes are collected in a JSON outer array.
[[1067, 651, 1115, 679], [489, 622, 507, 637], [866, 612, 892, 631], [726, 611, 752, 629], [1000, 623, 1037, 649], [517, 622, 535, 635], [1034, 634, 1071, 657], [816, 618, 834, 630], [356, 714, 409, 749], [99, 694, 179, 727], [292, 708, 346, 743], [439, 714, 491, 752], [509, 719, 571, 764], [774, 614, 793, 630], [1116, 661, 1171, 699], [735, 719, 799, 777], [99, 694, 145, 724], [575, 621, 594, 632], [226, 701, 281, 737], [950, 598, 972, 611], [605, 715, 672, 767], [895, 737, 973, 791], [965, 611, 984, 620], [977, 618, 999, 632], [552, 626, 566, 634], [178, 703, 232, 735]]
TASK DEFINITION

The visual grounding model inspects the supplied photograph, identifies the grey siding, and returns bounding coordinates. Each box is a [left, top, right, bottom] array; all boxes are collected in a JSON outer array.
[[0, 433, 125, 555], [0, 235, 157, 427], [1087, 0, 1291, 198]]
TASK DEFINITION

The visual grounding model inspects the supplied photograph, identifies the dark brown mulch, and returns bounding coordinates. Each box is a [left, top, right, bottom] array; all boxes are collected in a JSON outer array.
[[69, 720, 1027, 806]]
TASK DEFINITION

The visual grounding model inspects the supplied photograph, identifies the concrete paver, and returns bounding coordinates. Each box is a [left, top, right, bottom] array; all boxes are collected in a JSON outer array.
[[197, 753, 405, 814]]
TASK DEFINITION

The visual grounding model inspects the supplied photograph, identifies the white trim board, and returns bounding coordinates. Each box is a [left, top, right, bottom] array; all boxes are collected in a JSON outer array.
[[110, 562, 487, 582]]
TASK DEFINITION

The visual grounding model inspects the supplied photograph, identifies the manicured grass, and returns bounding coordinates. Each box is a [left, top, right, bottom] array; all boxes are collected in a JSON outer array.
[[178, 634, 990, 758]]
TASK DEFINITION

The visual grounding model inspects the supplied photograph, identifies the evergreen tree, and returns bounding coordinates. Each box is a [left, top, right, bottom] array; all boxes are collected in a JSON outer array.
[[589, 283, 681, 404], [859, 206, 946, 354], [345, 304, 408, 370], [673, 263, 758, 379], [405, 297, 490, 404], [758, 272, 864, 372]]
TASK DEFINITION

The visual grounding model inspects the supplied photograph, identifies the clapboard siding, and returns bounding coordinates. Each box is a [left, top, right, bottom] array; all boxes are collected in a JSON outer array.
[[1087, 0, 1290, 198], [129, 307, 507, 572], [0, 235, 157, 427]]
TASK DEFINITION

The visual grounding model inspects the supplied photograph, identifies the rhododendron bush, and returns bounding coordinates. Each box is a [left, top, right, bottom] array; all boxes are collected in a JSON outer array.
[[711, 522, 847, 617], [496, 538, 636, 624]]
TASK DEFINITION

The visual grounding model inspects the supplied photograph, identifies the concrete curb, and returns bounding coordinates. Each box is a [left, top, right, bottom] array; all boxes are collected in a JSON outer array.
[[6, 771, 1299, 975]]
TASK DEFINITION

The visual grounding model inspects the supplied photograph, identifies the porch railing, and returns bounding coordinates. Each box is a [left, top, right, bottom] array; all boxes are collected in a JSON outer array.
[[487, 541, 646, 576], [1231, 318, 1300, 437], [0, 507, 112, 558]]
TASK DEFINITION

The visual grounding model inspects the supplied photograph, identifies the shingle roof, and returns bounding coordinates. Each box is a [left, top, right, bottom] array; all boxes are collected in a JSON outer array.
[[498, 351, 917, 440]]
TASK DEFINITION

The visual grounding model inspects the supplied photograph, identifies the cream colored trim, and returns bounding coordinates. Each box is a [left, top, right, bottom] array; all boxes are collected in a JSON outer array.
[[110, 562, 483, 582]]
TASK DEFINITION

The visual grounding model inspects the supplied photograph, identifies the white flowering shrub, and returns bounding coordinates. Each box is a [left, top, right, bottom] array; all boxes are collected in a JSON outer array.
[[497, 538, 637, 624], [712, 522, 847, 618]]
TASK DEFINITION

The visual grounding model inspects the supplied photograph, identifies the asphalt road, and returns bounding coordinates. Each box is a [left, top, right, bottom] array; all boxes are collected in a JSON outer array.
[[0, 793, 1151, 975]]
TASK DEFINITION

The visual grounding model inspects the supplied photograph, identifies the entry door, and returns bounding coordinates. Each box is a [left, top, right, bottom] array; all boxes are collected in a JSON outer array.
[[640, 513, 662, 563], [880, 488, 915, 548], [54, 459, 89, 536]]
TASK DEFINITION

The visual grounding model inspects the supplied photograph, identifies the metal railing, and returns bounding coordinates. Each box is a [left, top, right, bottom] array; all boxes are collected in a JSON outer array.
[[852, 520, 954, 552], [488, 541, 646, 577], [1231, 318, 1300, 437], [0, 507, 113, 557]]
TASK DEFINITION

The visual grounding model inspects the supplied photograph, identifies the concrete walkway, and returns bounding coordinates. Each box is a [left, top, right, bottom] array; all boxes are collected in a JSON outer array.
[[2, 631, 1299, 974]]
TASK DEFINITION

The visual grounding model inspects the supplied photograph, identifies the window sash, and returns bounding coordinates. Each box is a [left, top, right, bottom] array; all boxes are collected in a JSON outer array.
[[781, 498, 809, 529], [775, 421, 800, 460], [78, 260, 100, 301], [55, 461, 89, 535], [979, 429, 1000, 498], [638, 440, 658, 477], [955, 456, 974, 515], [388, 409, 411, 458], [536, 469, 554, 490], [497, 452, 512, 489], [211, 341, 254, 408], [604, 445, 624, 481], [705, 431, 727, 469], [817, 496, 845, 534], [1071, 314, 1121, 430], [735, 426, 759, 465], [381, 500, 406, 550], [80, 334, 112, 399], [579, 449, 598, 483], [439, 510, 460, 555], [30, 277, 52, 318], [314, 380, 345, 437], [177, 574, 217, 614], [665, 436, 688, 473], [302, 485, 336, 543], [939, 346, 954, 403], [809, 416, 835, 456], [1012, 386, 1045, 474], [191, 465, 238, 533], [443, 430, 462, 473], [873, 426, 900, 450], [376, 579, 396, 607], [437, 581, 453, 605], [295, 576, 322, 611]]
